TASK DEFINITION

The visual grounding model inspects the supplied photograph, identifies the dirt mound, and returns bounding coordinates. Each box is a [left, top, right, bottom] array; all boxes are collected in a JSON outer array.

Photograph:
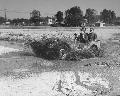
[[25, 37, 104, 60], [27, 37, 71, 60]]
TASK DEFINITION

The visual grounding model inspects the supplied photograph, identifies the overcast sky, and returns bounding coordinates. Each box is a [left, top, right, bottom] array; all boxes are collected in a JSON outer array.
[[0, 0, 120, 19]]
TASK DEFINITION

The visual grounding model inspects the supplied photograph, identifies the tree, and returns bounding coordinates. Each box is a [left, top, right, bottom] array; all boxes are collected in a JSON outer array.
[[64, 6, 84, 27], [0, 17, 5, 24], [114, 17, 120, 25], [111, 11, 116, 24], [11, 18, 29, 26], [85, 8, 98, 24], [100, 9, 116, 24], [55, 11, 63, 24], [100, 9, 109, 23], [30, 10, 41, 26]]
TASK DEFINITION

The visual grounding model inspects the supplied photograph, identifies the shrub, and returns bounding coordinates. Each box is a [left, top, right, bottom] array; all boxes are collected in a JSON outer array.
[[29, 37, 71, 60], [65, 49, 95, 61]]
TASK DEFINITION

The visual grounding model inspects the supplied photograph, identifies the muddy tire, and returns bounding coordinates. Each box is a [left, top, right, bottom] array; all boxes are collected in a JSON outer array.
[[90, 44, 98, 51], [90, 44, 100, 57]]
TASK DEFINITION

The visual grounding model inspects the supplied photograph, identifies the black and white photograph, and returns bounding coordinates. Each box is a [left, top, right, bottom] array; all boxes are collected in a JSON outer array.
[[0, 0, 120, 95]]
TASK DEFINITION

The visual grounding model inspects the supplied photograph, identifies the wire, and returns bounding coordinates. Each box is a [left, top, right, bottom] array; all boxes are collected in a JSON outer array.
[[0, 9, 30, 14], [7, 10, 30, 14]]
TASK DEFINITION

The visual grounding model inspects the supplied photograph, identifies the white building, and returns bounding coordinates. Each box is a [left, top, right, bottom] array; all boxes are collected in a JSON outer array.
[[5, 21, 10, 25], [95, 22, 105, 27], [48, 18, 53, 25]]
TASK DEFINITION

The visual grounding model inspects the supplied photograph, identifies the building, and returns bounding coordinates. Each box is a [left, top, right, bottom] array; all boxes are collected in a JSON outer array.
[[95, 21, 105, 27], [5, 21, 10, 25], [114, 17, 120, 26], [40, 16, 55, 25], [48, 18, 53, 25]]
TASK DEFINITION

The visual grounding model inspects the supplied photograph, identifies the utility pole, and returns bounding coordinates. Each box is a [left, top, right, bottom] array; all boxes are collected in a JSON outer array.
[[4, 9, 7, 22], [30, 12, 32, 18]]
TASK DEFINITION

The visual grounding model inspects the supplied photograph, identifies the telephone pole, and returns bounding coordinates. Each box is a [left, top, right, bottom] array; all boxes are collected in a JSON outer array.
[[4, 9, 7, 21]]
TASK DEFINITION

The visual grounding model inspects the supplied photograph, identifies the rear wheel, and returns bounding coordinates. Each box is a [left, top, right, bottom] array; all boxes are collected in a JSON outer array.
[[90, 44, 98, 51], [90, 44, 99, 57]]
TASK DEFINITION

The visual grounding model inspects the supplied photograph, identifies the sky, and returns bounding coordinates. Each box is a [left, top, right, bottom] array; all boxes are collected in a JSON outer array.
[[0, 0, 120, 19]]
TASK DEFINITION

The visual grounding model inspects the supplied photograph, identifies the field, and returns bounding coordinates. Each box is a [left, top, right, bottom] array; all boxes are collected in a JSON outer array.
[[0, 27, 120, 96]]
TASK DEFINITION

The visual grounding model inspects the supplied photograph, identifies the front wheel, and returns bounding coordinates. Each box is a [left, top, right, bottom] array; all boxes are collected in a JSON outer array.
[[59, 49, 67, 60]]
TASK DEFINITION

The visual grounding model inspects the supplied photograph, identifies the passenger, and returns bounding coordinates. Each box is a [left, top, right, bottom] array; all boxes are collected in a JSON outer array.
[[81, 26, 89, 43], [74, 25, 89, 44], [74, 33, 78, 44], [74, 33, 78, 40], [88, 28, 97, 42]]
